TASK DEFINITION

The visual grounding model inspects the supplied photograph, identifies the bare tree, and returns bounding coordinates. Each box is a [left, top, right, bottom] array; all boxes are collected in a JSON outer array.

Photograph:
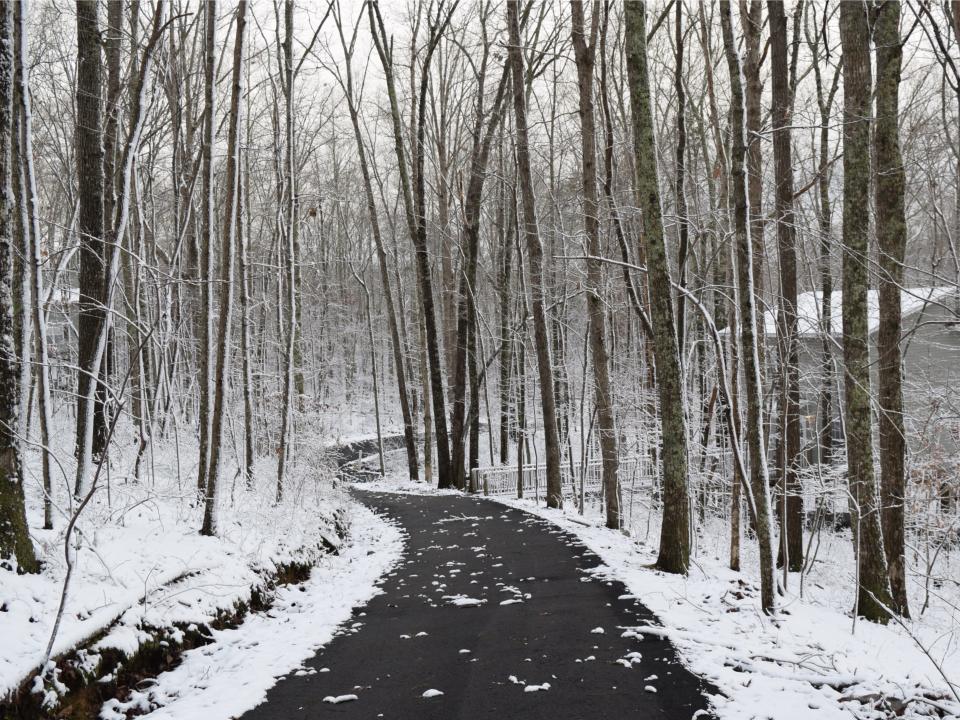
[[720, 0, 777, 614], [507, 0, 563, 508], [369, 0, 456, 488], [571, 0, 619, 526], [0, 0, 36, 573], [73, 0, 107, 490], [874, 0, 909, 617], [202, 0, 246, 536], [769, 0, 803, 574], [624, 0, 692, 570], [839, 0, 894, 623], [196, 0, 216, 495]]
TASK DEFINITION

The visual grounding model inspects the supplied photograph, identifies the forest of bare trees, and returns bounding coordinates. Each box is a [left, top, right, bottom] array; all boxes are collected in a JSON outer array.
[[2, 1, 960, 715]]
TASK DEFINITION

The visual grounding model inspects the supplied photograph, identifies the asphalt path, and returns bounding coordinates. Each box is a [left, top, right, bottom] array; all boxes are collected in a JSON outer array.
[[238, 489, 715, 719]]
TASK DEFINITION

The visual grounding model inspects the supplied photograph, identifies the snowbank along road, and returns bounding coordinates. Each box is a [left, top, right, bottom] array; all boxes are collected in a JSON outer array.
[[238, 489, 715, 719]]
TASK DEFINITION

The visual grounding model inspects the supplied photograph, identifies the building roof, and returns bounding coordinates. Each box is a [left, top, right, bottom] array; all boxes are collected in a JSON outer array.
[[762, 286, 957, 337]]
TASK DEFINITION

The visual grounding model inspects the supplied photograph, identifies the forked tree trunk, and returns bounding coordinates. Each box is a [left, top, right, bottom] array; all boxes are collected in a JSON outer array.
[[839, 0, 894, 623], [368, 1, 453, 488], [449, 60, 509, 490], [334, 6, 419, 482], [624, 0, 691, 568], [719, 0, 777, 614]]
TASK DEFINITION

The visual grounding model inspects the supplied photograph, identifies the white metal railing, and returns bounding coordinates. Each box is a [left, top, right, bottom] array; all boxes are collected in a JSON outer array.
[[473, 455, 652, 500]]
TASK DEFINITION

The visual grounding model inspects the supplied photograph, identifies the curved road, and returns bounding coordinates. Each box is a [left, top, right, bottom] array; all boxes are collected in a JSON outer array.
[[240, 490, 715, 719]]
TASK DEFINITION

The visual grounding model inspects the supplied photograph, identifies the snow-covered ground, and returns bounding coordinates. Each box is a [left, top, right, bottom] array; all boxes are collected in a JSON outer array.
[[120, 502, 401, 720], [358, 446, 960, 720], [1, 417, 403, 719], [487, 496, 960, 720]]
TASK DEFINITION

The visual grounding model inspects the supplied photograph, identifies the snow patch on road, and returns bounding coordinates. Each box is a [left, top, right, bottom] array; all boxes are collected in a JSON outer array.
[[488, 495, 960, 720]]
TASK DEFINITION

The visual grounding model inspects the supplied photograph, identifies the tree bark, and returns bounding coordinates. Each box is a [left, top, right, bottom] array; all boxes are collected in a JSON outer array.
[[196, 0, 216, 494], [769, 0, 803, 574], [874, 0, 909, 618], [368, 1, 453, 488], [73, 0, 107, 486], [449, 58, 509, 490], [720, 0, 777, 614], [505, 2, 563, 508], [839, 0, 894, 623], [334, 7, 419, 482], [572, 0, 618, 525], [0, 0, 36, 573], [624, 0, 691, 569], [15, 1, 52, 530], [202, 0, 245, 536]]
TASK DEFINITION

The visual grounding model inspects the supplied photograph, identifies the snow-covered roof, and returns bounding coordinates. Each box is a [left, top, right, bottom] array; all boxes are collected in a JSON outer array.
[[762, 286, 957, 337]]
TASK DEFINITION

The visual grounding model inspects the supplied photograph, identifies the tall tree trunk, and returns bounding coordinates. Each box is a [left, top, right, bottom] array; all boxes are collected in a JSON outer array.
[[741, 0, 766, 319], [506, 1, 563, 509], [238, 121, 255, 487], [571, 0, 618, 525], [73, 0, 167, 498], [276, 0, 297, 502], [769, 0, 803, 574], [0, 0, 36, 573], [673, 0, 690, 358], [202, 0, 245, 536], [334, 7, 419, 481], [874, 0, 909, 618], [624, 0, 691, 569], [810, 18, 840, 465], [449, 61, 509, 490], [15, 1, 52, 530], [839, 0, 894, 623], [720, 0, 777, 614], [73, 0, 106, 489], [368, 1, 453, 488], [498, 179, 515, 466], [196, 0, 216, 494]]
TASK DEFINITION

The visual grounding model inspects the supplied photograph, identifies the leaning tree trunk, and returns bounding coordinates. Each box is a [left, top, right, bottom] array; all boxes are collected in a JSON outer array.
[[0, 0, 36, 573], [719, 0, 777, 615], [507, 1, 563, 509], [874, 0, 909, 618], [335, 13, 419, 482], [624, 0, 691, 570], [571, 0, 618, 526], [368, 2, 452, 487], [449, 61, 509, 491], [839, 0, 894, 624], [769, 0, 803, 574]]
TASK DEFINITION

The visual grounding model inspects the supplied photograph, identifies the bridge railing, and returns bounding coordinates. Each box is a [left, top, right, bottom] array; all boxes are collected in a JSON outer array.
[[472, 455, 653, 501]]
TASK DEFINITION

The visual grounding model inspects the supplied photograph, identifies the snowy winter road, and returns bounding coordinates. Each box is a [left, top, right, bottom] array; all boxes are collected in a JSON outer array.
[[238, 490, 715, 719]]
